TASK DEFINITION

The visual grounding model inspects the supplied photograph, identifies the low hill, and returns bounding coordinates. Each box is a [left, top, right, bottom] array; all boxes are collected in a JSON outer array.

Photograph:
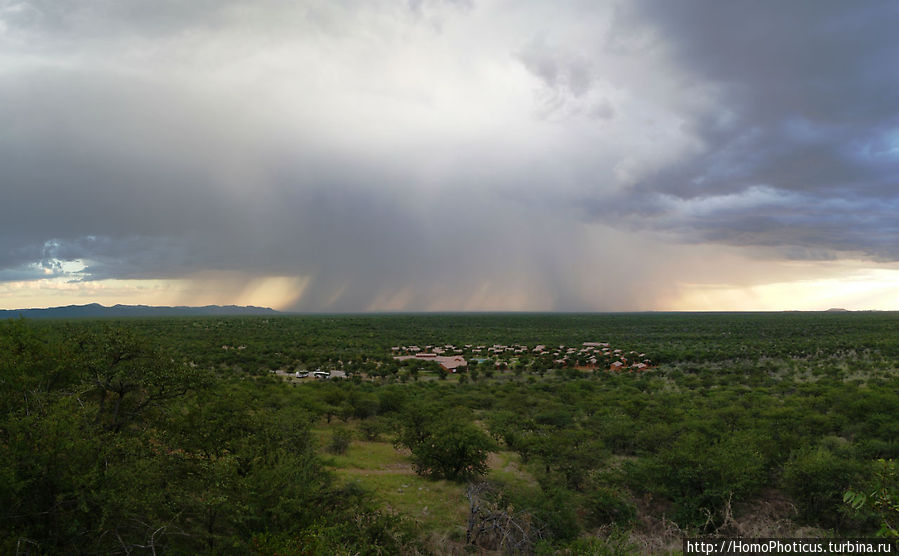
[[0, 303, 280, 319]]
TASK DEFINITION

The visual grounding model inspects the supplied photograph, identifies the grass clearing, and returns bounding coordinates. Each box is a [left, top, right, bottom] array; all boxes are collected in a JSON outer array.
[[313, 421, 472, 533], [323, 438, 409, 470], [313, 422, 539, 536], [486, 450, 537, 490], [337, 470, 469, 533]]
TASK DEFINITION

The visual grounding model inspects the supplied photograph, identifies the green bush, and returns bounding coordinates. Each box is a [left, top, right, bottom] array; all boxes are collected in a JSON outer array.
[[395, 406, 493, 481], [585, 486, 637, 528], [628, 431, 766, 528], [844, 458, 898, 538], [358, 418, 385, 441], [328, 428, 353, 455], [409, 418, 493, 481], [529, 486, 581, 543], [783, 445, 868, 528]]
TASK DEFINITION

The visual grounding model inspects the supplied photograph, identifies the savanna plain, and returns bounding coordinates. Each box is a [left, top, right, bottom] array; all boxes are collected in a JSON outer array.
[[2, 312, 897, 554]]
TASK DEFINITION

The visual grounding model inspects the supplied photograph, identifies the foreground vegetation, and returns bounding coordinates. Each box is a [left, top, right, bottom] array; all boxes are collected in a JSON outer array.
[[2, 312, 897, 553]]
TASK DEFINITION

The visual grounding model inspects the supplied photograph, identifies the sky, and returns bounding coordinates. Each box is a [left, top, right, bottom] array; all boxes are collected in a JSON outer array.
[[2, 0, 898, 312]]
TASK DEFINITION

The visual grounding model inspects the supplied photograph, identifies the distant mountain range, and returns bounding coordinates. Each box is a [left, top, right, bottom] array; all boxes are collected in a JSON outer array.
[[0, 303, 281, 319]]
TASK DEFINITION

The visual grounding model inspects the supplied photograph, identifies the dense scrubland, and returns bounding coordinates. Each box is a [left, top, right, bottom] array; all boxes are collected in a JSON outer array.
[[2, 312, 897, 554]]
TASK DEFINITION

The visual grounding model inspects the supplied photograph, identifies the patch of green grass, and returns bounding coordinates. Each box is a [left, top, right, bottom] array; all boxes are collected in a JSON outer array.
[[487, 450, 536, 489], [313, 424, 475, 533], [314, 422, 539, 535], [336, 471, 469, 533], [324, 439, 409, 470]]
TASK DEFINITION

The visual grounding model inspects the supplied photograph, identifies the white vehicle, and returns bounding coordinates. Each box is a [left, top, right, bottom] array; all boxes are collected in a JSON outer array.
[[313, 370, 331, 379], [295, 371, 309, 378]]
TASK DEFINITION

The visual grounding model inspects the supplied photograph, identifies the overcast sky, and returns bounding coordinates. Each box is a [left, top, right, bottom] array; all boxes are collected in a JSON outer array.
[[2, 0, 898, 311]]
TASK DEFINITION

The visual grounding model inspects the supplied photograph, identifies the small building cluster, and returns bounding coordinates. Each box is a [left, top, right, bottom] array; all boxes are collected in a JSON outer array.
[[392, 343, 468, 372], [391, 341, 653, 373]]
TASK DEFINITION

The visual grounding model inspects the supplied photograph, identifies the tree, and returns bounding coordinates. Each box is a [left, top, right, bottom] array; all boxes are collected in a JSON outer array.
[[629, 431, 766, 528], [74, 328, 207, 432], [395, 406, 493, 481], [410, 417, 493, 481], [783, 444, 867, 528]]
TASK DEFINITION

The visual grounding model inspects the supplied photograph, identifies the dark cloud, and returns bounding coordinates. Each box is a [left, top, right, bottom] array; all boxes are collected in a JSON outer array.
[[595, 0, 899, 258], [2, 1, 898, 311]]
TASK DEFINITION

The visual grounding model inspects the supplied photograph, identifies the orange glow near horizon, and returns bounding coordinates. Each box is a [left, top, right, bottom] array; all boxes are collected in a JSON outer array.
[[0, 274, 310, 312], [0, 264, 897, 312], [665, 268, 899, 312]]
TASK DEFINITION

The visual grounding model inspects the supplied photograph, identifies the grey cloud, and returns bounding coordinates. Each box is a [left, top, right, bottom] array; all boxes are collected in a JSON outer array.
[[0, 67, 268, 243], [1, 7, 629, 309], [590, 0, 899, 258], [1, 0, 472, 54], [0, 238, 42, 272], [633, 188, 899, 261], [518, 43, 595, 98], [0, 239, 80, 282], [407, 0, 473, 16], [588, 100, 614, 121], [2, 0, 294, 40], [516, 39, 619, 122], [0, 268, 50, 282], [3, 0, 898, 311]]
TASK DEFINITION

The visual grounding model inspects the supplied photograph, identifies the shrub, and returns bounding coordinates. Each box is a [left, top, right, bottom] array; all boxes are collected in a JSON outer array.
[[409, 418, 493, 481], [844, 458, 898, 538], [395, 407, 493, 481], [585, 486, 637, 528], [328, 428, 352, 455], [783, 445, 868, 528], [627, 431, 766, 528], [528, 486, 581, 543], [358, 418, 385, 441]]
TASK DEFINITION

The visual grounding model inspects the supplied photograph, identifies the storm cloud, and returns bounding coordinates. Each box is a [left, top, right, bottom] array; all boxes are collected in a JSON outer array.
[[1, 1, 897, 310], [603, 1, 899, 255]]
